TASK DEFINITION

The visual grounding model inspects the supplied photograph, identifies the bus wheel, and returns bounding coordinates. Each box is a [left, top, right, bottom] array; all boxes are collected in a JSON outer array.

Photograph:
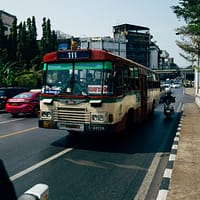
[[125, 110, 134, 134], [149, 103, 155, 117]]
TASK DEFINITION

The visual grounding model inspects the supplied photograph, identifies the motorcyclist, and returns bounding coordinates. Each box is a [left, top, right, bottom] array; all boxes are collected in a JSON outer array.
[[163, 91, 175, 105], [162, 91, 175, 117]]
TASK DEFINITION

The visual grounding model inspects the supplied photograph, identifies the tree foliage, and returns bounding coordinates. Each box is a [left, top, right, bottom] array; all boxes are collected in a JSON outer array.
[[0, 16, 57, 87], [172, 0, 200, 66], [40, 18, 57, 56]]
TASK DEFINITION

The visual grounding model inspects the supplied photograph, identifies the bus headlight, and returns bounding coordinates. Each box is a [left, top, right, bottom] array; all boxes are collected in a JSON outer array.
[[92, 115, 98, 121], [98, 115, 104, 122], [41, 111, 52, 120], [91, 113, 105, 123]]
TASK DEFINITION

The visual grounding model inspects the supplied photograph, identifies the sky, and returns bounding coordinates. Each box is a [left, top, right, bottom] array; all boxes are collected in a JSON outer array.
[[1, 0, 188, 67]]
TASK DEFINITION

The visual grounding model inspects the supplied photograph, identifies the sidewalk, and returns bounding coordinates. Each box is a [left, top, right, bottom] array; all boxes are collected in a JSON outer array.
[[167, 88, 200, 199]]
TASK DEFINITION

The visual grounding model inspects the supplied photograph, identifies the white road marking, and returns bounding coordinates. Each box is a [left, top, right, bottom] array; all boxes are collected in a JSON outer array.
[[174, 136, 179, 142], [163, 168, 172, 178], [156, 189, 168, 200], [176, 131, 181, 136], [0, 113, 10, 116], [10, 148, 73, 181], [134, 153, 163, 200], [0, 118, 24, 124], [169, 154, 176, 161], [172, 144, 178, 150], [176, 102, 183, 113], [0, 127, 38, 139]]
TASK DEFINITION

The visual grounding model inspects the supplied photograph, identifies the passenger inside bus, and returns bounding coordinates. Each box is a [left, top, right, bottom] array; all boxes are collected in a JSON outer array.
[[47, 71, 58, 85], [56, 72, 71, 90], [86, 73, 93, 85], [62, 72, 69, 82], [72, 74, 83, 94], [58, 72, 83, 94]]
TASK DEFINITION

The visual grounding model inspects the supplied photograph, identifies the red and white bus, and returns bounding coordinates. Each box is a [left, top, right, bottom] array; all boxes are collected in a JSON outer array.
[[38, 49, 160, 134]]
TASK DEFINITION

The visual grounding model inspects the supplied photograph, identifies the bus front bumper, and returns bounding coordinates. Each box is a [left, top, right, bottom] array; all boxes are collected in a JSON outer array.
[[38, 120, 114, 133]]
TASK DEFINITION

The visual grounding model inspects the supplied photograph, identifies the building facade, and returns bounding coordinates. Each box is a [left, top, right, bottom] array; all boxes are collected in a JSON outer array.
[[80, 36, 126, 58], [149, 42, 160, 69], [0, 10, 16, 35], [56, 23, 180, 73], [113, 24, 151, 67]]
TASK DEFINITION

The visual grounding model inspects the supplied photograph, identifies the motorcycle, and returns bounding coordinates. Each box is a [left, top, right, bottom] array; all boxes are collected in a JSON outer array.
[[160, 91, 175, 119], [164, 102, 174, 118]]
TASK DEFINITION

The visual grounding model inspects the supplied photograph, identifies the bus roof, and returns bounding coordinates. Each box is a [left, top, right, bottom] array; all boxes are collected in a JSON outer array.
[[43, 49, 158, 75]]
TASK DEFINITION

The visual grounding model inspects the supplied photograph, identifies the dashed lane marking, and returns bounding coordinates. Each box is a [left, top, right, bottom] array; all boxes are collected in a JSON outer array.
[[0, 127, 38, 139], [10, 148, 73, 181], [0, 118, 24, 124]]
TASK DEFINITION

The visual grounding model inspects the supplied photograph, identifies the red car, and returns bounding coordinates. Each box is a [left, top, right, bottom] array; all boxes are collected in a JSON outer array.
[[6, 91, 40, 117]]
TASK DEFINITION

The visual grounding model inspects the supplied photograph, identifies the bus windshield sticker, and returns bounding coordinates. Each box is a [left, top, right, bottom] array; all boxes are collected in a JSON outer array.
[[88, 85, 108, 94]]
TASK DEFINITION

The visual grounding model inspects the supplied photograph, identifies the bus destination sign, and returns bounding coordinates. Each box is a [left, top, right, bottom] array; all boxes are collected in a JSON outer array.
[[57, 50, 91, 60]]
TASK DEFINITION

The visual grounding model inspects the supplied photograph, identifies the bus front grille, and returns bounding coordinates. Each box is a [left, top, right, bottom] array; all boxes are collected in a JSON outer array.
[[53, 107, 90, 123]]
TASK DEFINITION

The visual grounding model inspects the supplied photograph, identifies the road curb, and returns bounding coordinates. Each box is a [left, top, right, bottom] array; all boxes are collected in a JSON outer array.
[[156, 111, 184, 200]]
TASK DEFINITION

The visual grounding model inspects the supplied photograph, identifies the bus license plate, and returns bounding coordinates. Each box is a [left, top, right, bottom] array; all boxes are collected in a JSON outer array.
[[43, 121, 50, 128]]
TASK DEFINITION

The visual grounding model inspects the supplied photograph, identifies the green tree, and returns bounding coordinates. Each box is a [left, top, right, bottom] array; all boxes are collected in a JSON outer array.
[[26, 17, 39, 65], [7, 17, 17, 61], [1, 15, 57, 87], [0, 17, 8, 64], [0, 17, 5, 50], [40, 17, 57, 56], [0, 17, 8, 86], [172, 0, 200, 24], [17, 22, 27, 62], [172, 0, 200, 66]]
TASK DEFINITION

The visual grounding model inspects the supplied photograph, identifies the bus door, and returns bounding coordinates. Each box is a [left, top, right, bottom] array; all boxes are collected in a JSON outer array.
[[140, 74, 147, 118]]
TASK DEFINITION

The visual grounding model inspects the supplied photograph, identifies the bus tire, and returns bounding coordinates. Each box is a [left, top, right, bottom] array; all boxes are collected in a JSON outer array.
[[150, 102, 155, 117], [125, 109, 134, 133]]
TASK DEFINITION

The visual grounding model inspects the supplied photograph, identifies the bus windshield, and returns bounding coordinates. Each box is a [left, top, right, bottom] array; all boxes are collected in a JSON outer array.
[[42, 61, 114, 96]]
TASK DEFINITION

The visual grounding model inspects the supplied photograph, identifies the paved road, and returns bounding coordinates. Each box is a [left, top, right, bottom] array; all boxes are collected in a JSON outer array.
[[0, 88, 185, 199]]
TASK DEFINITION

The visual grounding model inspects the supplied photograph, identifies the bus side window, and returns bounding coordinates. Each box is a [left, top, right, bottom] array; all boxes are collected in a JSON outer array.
[[116, 69, 123, 95], [104, 73, 113, 92], [132, 79, 139, 90]]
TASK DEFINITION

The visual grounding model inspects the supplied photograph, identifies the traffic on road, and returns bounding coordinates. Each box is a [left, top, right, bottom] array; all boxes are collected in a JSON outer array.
[[0, 87, 186, 200]]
